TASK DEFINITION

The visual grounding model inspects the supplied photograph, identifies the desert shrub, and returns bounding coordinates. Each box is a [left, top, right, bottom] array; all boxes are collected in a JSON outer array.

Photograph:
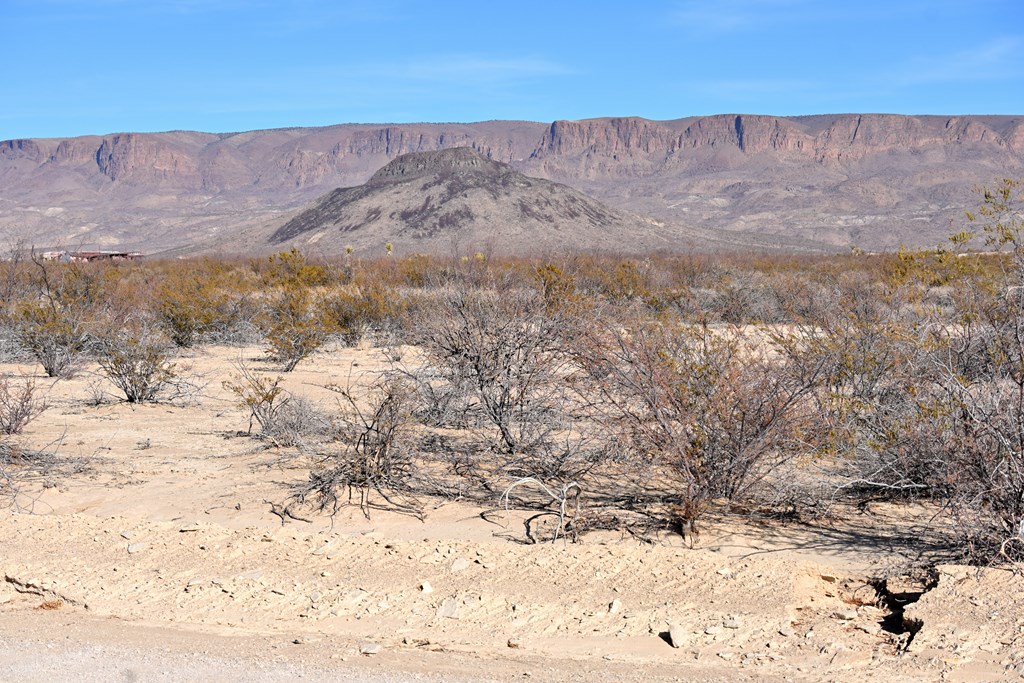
[[0, 374, 47, 435], [578, 315, 825, 527], [934, 179, 1024, 562], [154, 260, 253, 347], [224, 365, 331, 445], [296, 377, 420, 518], [225, 365, 291, 435], [259, 289, 336, 371], [413, 284, 602, 481], [95, 325, 179, 404], [257, 250, 337, 371], [14, 255, 105, 377], [325, 278, 401, 346]]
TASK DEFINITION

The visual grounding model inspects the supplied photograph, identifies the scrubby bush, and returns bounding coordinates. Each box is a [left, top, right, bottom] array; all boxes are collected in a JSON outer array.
[[413, 282, 602, 481], [95, 324, 179, 404], [578, 315, 824, 528], [0, 374, 47, 435], [257, 250, 338, 371], [14, 255, 105, 377], [296, 377, 420, 519]]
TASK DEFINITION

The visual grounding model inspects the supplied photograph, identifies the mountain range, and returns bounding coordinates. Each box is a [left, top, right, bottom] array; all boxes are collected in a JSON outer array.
[[2, 114, 1023, 256]]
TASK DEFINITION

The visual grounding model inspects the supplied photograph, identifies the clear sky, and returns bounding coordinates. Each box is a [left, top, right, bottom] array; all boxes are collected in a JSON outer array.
[[3, 0, 1023, 139]]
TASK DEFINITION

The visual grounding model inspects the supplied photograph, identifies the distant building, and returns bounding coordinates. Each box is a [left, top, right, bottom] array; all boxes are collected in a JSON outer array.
[[41, 250, 144, 262]]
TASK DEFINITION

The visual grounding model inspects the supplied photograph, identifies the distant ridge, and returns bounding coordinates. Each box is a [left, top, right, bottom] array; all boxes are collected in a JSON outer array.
[[2, 113, 1022, 254]]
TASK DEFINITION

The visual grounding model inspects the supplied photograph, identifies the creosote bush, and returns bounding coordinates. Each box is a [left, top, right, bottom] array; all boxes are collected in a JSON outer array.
[[0, 374, 47, 435], [96, 326, 178, 404]]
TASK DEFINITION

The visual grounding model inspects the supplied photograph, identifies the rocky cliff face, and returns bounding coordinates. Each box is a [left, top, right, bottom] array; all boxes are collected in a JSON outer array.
[[95, 134, 202, 184], [1, 114, 1022, 254]]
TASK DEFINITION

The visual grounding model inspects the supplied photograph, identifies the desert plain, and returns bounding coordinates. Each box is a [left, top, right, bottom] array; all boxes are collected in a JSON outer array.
[[1, 341, 1022, 683]]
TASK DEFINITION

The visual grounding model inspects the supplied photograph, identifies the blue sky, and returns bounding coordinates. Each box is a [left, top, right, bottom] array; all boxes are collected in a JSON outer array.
[[3, 0, 1023, 139]]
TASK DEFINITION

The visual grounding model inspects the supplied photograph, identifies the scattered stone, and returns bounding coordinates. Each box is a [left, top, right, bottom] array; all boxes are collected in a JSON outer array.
[[705, 626, 724, 636], [178, 522, 202, 532], [834, 609, 858, 621], [724, 616, 743, 629], [309, 591, 322, 603], [507, 638, 521, 649], [437, 597, 460, 619], [119, 530, 135, 540], [668, 624, 688, 648], [779, 627, 795, 637], [420, 581, 433, 594], [450, 558, 470, 573], [359, 642, 382, 655], [716, 567, 734, 577], [126, 543, 147, 554], [608, 599, 622, 615]]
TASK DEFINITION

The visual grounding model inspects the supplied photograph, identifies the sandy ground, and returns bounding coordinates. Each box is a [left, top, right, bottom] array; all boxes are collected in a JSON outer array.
[[2, 344, 1023, 682]]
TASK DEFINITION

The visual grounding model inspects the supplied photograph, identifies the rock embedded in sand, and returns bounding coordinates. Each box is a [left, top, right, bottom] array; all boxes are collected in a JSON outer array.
[[724, 616, 743, 629], [450, 558, 470, 573], [420, 581, 433, 594], [608, 599, 622, 614], [359, 642, 382, 655], [126, 543, 147, 554], [437, 597, 459, 619], [668, 624, 688, 648]]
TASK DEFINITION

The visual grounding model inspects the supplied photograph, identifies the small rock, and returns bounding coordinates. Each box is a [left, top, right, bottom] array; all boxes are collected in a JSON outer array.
[[127, 543, 147, 554], [309, 591, 322, 603], [420, 581, 433, 594], [178, 522, 202, 532], [716, 567, 734, 577], [834, 609, 857, 621], [724, 616, 743, 629], [779, 627, 795, 637], [119, 530, 135, 540], [705, 626, 724, 636], [359, 642, 382, 655], [608, 599, 622, 615], [507, 638, 521, 649], [450, 558, 470, 573], [437, 597, 460, 619], [668, 624, 688, 648]]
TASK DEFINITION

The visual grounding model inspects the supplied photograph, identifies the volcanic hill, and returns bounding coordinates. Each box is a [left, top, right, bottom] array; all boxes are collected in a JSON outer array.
[[267, 147, 689, 255]]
